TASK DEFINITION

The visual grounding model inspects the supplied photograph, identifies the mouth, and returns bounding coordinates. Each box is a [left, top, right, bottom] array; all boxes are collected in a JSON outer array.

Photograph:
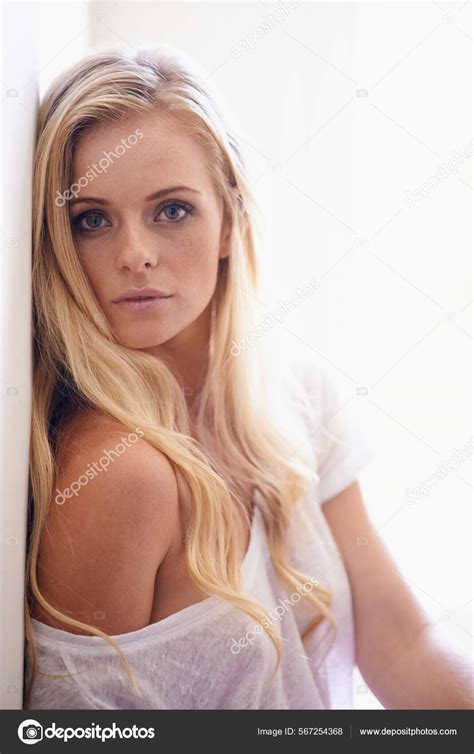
[[113, 294, 173, 311]]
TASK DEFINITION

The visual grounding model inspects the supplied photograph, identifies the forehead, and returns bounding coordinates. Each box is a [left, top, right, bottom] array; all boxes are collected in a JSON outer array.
[[71, 110, 214, 201]]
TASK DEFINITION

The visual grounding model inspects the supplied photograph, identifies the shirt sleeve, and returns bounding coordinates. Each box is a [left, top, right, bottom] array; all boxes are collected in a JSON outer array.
[[297, 361, 375, 505]]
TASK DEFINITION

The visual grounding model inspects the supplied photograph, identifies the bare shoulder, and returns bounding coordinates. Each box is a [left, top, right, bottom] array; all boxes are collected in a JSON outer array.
[[33, 408, 180, 635]]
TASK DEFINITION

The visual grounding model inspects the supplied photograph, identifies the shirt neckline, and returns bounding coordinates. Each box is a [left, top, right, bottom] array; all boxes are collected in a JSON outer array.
[[31, 496, 263, 648]]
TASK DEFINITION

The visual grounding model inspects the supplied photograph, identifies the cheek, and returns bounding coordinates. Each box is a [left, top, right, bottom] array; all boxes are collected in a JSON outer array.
[[172, 229, 221, 281], [77, 250, 108, 299]]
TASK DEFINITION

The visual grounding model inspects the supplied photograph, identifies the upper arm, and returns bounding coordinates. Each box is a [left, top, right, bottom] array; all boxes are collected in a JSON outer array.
[[34, 415, 180, 636], [322, 481, 432, 689]]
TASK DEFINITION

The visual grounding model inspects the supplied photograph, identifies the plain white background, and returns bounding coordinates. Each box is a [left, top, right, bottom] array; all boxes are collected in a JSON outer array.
[[4, 0, 472, 709]]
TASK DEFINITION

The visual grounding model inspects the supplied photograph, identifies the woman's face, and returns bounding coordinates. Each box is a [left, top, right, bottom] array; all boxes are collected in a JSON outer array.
[[69, 110, 230, 355]]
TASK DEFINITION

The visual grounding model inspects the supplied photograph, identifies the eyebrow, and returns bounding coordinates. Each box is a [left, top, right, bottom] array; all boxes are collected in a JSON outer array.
[[69, 185, 201, 207]]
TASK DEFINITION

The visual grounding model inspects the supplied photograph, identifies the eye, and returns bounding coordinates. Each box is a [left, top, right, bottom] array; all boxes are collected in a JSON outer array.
[[71, 200, 194, 235], [72, 211, 109, 233], [156, 200, 194, 224]]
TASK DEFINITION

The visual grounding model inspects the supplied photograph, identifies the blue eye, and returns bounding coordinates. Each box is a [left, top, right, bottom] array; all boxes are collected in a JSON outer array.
[[72, 201, 194, 234], [73, 211, 107, 232], [158, 201, 193, 223]]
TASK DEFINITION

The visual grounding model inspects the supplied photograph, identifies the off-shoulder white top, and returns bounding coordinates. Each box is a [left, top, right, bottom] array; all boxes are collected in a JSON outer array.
[[26, 361, 373, 710]]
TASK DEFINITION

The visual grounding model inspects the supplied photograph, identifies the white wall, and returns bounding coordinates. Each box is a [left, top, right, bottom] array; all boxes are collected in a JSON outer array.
[[1, 0, 38, 712]]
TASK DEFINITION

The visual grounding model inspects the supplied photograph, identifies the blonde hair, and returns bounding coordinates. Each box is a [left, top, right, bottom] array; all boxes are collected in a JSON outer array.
[[26, 46, 336, 707]]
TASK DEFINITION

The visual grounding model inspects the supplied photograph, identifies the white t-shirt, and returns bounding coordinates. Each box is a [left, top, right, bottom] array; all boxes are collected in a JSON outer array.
[[25, 361, 373, 710]]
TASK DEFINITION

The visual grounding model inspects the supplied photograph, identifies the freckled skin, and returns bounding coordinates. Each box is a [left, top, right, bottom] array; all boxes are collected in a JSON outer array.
[[69, 110, 231, 385]]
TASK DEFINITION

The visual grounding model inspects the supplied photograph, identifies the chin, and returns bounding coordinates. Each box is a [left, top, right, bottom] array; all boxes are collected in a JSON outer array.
[[115, 318, 196, 350], [111, 325, 173, 350]]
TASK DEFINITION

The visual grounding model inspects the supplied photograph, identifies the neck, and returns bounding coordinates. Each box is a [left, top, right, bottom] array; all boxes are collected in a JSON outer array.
[[142, 300, 213, 412]]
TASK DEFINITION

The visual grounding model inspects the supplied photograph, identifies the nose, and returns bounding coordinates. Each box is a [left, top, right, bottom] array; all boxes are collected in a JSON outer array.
[[115, 223, 159, 272]]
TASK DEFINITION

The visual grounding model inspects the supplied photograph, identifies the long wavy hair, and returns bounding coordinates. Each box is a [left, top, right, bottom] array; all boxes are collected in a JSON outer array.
[[25, 45, 337, 707]]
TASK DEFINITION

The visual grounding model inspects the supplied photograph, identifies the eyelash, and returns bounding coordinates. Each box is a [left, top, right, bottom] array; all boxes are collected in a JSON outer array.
[[72, 200, 194, 234]]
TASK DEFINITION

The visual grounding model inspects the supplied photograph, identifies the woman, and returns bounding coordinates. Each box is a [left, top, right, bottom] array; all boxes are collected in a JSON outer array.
[[25, 46, 473, 710]]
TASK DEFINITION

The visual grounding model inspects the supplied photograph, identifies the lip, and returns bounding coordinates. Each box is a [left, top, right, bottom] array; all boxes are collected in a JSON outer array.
[[113, 288, 170, 304], [113, 287, 173, 311]]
